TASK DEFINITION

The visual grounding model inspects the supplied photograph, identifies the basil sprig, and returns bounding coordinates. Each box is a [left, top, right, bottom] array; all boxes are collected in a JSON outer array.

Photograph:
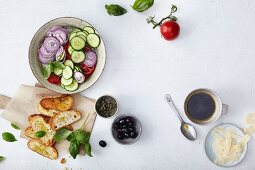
[[132, 0, 154, 12], [2, 132, 17, 142], [34, 131, 46, 138], [53, 128, 92, 159], [105, 4, 127, 16]]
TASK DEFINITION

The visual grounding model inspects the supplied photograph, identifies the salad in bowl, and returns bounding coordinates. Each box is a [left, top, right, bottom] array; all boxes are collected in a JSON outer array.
[[29, 17, 106, 94]]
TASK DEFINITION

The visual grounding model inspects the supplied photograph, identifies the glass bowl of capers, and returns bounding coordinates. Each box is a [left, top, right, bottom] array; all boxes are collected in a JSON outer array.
[[95, 95, 118, 118]]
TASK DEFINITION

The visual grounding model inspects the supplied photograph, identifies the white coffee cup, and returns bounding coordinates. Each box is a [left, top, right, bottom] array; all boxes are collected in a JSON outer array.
[[184, 88, 228, 125]]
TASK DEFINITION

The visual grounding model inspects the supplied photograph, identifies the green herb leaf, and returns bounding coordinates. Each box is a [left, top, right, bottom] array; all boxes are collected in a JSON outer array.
[[84, 143, 93, 157], [132, 0, 154, 12], [42, 64, 52, 79], [69, 140, 80, 159], [0, 156, 5, 161], [54, 128, 72, 142], [11, 123, 21, 130], [105, 4, 127, 16], [2, 132, 17, 142], [52, 61, 65, 69], [74, 129, 90, 144], [34, 131, 46, 138]]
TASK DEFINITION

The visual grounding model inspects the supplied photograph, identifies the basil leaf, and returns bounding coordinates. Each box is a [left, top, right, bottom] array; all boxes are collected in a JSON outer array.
[[54, 128, 72, 142], [132, 0, 154, 12], [0, 156, 5, 161], [105, 4, 127, 16], [52, 61, 65, 69], [2, 132, 17, 142], [11, 123, 21, 130], [69, 140, 80, 159], [34, 131, 46, 138], [42, 64, 51, 79], [67, 132, 76, 142], [84, 143, 93, 157], [74, 130, 90, 144]]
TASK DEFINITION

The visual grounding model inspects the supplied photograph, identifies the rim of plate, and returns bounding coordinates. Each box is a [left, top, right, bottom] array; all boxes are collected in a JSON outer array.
[[28, 16, 106, 94], [204, 123, 248, 168]]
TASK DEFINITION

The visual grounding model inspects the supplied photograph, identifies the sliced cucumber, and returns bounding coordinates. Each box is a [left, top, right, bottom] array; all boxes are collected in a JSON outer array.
[[83, 26, 95, 34], [87, 33, 100, 48], [69, 32, 77, 41], [64, 60, 74, 69], [74, 66, 82, 72], [61, 77, 73, 86], [62, 66, 73, 79], [76, 31, 88, 37], [70, 36, 86, 51], [77, 35, 86, 41], [68, 46, 74, 55], [53, 67, 63, 76], [71, 51, 85, 63], [65, 80, 78, 92]]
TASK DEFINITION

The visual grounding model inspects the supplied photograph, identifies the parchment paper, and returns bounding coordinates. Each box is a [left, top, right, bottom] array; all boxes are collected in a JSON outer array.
[[1, 84, 97, 155]]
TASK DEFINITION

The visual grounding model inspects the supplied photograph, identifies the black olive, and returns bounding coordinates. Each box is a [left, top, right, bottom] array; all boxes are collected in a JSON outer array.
[[128, 127, 134, 132], [99, 140, 107, 147], [128, 122, 134, 127], [121, 128, 128, 133], [130, 132, 137, 138], [117, 134, 124, 140], [119, 119, 125, 124], [124, 133, 130, 138]]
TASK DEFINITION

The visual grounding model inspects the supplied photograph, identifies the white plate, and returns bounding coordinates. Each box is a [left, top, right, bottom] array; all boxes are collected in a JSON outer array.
[[204, 123, 248, 167]]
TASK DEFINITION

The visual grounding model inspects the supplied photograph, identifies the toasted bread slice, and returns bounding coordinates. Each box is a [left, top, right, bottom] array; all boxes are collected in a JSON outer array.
[[37, 103, 59, 117], [29, 115, 56, 146], [27, 139, 58, 160], [40, 95, 74, 111], [25, 126, 36, 139], [50, 110, 81, 130]]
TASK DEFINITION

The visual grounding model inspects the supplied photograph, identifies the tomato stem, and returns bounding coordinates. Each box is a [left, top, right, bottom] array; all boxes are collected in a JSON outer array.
[[146, 4, 178, 29]]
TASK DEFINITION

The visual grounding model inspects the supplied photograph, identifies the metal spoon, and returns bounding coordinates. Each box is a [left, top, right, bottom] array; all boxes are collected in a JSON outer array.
[[165, 94, 197, 141]]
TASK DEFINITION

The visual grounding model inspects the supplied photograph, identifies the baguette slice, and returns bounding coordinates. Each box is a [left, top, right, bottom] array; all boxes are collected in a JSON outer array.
[[37, 103, 59, 117], [27, 139, 58, 160], [40, 95, 74, 111], [50, 110, 81, 130], [29, 115, 56, 146], [25, 126, 36, 139]]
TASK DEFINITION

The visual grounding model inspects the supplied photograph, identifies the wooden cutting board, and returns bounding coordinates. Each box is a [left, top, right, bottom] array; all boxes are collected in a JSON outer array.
[[0, 84, 97, 156]]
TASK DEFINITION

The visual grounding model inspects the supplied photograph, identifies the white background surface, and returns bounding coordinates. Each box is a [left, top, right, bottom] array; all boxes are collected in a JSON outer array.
[[0, 0, 255, 169]]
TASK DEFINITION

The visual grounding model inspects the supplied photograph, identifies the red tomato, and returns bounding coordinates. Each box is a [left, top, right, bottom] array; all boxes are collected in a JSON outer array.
[[47, 73, 60, 84], [80, 63, 95, 78], [160, 20, 180, 41], [64, 43, 71, 60]]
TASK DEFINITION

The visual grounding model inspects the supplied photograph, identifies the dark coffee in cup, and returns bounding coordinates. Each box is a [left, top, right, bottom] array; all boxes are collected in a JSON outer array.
[[186, 93, 215, 121]]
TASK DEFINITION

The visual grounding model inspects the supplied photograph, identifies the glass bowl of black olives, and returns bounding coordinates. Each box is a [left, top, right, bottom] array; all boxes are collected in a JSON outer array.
[[111, 114, 142, 145]]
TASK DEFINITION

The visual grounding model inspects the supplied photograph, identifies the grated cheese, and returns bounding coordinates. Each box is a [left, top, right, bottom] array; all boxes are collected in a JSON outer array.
[[212, 127, 250, 166]]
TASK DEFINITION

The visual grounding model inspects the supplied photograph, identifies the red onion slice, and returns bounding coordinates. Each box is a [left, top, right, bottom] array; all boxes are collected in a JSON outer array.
[[43, 37, 60, 53], [53, 28, 68, 45], [74, 71, 85, 83], [83, 51, 97, 67], [46, 26, 62, 37], [39, 45, 55, 58], [38, 52, 55, 64]]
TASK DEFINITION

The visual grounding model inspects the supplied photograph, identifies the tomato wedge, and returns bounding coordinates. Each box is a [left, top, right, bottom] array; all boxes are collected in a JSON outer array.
[[47, 73, 60, 84], [80, 63, 95, 78]]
